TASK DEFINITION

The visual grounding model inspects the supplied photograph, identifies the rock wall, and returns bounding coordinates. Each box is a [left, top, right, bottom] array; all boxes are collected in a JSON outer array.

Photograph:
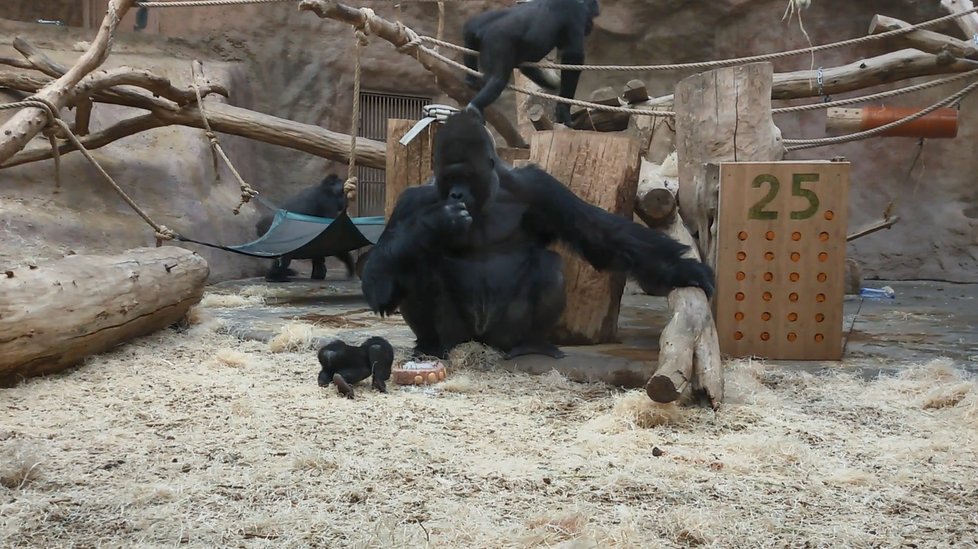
[[1, 0, 976, 282]]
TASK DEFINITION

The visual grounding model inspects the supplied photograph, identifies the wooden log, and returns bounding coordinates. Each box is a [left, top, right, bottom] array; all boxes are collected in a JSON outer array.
[[527, 103, 555, 131], [826, 106, 958, 138], [675, 62, 785, 268], [868, 14, 978, 58], [528, 130, 642, 344], [298, 0, 527, 148], [0, 0, 135, 163], [622, 80, 650, 104], [384, 118, 438, 219], [941, 0, 978, 39], [847, 214, 901, 241], [642, 165, 723, 408], [772, 48, 978, 100], [845, 258, 863, 295], [497, 147, 531, 165], [569, 86, 630, 131], [0, 246, 209, 387], [635, 157, 678, 230]]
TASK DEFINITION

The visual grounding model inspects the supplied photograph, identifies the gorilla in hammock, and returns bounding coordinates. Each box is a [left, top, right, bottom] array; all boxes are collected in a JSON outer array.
[[360, 111, 714, 360], [254, 174, 355, 282], [462, 0, 600, 126]]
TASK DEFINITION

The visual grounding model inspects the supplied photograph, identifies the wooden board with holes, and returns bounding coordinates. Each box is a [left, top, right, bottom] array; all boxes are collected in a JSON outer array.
[[714, 161, 850, 360]]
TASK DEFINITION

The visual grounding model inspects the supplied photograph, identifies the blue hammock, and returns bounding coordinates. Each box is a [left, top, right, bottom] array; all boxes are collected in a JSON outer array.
[[177, 209, 386, 260]]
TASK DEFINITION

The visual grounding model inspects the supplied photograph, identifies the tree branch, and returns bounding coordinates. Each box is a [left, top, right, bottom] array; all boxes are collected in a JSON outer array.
[[0, 0, 136, 163], [297, 0, 528, 148]]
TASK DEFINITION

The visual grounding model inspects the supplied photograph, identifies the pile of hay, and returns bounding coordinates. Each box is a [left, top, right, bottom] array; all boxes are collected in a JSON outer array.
[[1, 303, 976, 547]]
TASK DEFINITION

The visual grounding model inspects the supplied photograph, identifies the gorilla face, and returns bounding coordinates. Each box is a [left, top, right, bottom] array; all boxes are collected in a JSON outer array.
[[433, 112, 498, 216]]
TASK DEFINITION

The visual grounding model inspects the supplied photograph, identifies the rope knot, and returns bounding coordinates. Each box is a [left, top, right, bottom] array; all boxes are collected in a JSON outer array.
[[154, 225, 177, 246], [396, 24, 423, 53], [343, 177, 358, 201]]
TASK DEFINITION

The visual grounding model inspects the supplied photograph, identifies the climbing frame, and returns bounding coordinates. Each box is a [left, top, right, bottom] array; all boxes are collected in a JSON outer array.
[[714, 161, 851, 360]]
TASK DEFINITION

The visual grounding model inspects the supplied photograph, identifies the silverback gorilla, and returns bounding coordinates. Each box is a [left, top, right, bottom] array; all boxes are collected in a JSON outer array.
[[463, 0, 600, 126], [317, 336, 394, 399], [254, 174, 355, 282], [361, 111, 715, 360]]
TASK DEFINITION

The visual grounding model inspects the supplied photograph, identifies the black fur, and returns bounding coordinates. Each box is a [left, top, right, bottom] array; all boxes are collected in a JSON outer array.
[[360, 111, 714, 361], [316, 336, 394, 399], [255, 174, 355, 282], [462, 0, 600, 126]]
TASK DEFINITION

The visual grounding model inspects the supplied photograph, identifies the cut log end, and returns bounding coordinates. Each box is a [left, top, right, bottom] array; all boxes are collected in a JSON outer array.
[[646, 375, 683, 403]]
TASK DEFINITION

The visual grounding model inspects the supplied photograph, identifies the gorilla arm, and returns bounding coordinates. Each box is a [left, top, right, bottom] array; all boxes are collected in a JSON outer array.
[[507, 165, 716, 297], [361, 184, 442, 316]]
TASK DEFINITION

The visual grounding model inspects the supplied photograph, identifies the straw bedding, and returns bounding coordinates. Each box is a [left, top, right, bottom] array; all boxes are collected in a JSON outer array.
[[1, 301, 976, 548]]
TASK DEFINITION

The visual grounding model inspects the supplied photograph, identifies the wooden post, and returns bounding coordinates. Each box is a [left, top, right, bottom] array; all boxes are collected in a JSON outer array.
[[528, 130, 642, 344], [0, 246, 208, 387], [384, 119, 438, 219], [674, 62, 785, 268]]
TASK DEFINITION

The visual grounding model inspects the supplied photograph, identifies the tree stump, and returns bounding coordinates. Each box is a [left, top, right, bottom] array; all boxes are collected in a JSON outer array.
[[674, 62, 785, 267], [0, 246, 209, 387], [384, 118, 439, 219], [527, 130, 642, 344]]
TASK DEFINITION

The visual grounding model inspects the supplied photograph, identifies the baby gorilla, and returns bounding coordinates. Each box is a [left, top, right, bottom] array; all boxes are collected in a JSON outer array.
[[316, 336, 394, 399], [255, 173, 355, 282]]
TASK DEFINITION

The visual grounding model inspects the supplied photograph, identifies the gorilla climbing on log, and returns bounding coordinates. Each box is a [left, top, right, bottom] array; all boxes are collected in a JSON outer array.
[[317, 336, 395, 399], [462, 0, 600, 126], [361, 111, 715, 361], [255, 173, 355, 282]]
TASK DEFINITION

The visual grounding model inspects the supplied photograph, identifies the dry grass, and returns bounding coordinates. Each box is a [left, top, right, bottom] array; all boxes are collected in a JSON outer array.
[[1, 322, 977, 548]]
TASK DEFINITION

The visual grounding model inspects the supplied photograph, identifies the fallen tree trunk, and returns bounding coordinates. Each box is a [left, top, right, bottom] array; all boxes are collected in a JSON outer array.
[[298, 0, 527, 149], [0, 246, 209, 387], [0, 0, 134, 163], [637, 158, 723, 409]]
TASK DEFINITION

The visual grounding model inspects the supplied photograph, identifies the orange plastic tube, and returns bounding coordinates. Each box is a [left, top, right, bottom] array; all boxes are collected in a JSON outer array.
[[861, 106, 959, 138]]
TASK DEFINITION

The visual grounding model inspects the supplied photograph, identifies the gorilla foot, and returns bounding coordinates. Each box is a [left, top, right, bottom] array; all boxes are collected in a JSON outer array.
[[311, 270, 327, 281], [333, 373, 355, 399], [412, 343, 448, 360], [264, 271, 291, 283], [504, 343, 566, 360]]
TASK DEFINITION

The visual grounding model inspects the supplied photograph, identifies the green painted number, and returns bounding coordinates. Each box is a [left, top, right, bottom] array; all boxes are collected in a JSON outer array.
[[747, 174, 780, 220], [790, 173, 821, 220]]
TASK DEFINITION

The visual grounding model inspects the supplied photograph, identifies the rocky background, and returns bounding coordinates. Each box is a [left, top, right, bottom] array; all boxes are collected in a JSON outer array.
[[1, 0, 975, 282]]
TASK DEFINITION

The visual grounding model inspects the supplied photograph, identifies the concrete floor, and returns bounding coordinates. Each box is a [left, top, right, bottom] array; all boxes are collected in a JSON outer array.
[[207, 267, 978, 388]]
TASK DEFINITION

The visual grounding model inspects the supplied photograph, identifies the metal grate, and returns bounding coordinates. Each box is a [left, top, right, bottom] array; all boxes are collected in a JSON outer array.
[[355, 91, 432, 217]]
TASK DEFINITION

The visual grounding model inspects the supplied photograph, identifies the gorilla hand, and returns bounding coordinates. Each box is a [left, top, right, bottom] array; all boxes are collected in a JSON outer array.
[[426, 202, 473, 236]]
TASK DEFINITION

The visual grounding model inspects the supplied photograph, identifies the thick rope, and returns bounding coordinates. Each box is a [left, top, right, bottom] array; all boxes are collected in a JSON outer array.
[[420, 6, 978, 72], [344, 22, 371, 202], [772, 69, 978, 114], [783, 76, 978, 150], [1, 98, 176, 243], [189, 61, 259, 214]]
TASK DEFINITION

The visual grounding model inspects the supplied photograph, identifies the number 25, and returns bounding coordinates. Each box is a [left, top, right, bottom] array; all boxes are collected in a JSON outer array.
[[747, 173, 821, 220]]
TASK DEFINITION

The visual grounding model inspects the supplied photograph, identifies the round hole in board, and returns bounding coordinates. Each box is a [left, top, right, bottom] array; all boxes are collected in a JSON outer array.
[[738, 231, 749, 241], [765, 251, 775, 261], [760, 332, 771, 341], [819, 231, 830, 242], [737, 251, 747, 261], [791, 252, 801, 262], [789, 272, 800, 282], [734, 331, 744, 341], [763, 272, 774, 282], [791, 231, 802, 241], [817, 272, 828, 282], [736, 271, 746, 281], [824, 210, 835, 220], [814, 333, 825, 343], [735, 292, 745, 301], [816, 293, 826, 302], [815, 313, 825, 322], [787, 312, 798, 322], [734, 312, 745, 321], [762, 291, 773, 302], [765, 231, 776, 241], [761, 312, 772, 321], [818, 252, 829, 262], [789, 292, 799, 302], [787, 332, 798, 342]]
